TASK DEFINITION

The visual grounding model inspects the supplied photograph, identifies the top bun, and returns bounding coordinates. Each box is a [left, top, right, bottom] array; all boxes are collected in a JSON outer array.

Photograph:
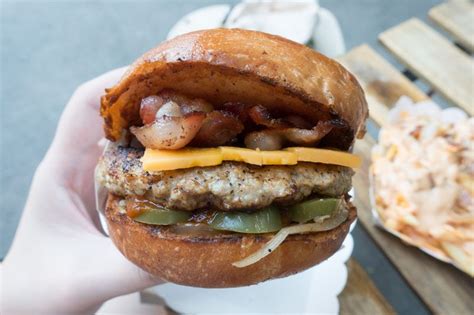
[[101, 29, 368, 148]]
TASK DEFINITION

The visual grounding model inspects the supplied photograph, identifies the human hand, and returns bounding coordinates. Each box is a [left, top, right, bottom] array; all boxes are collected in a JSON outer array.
[[1, 68, 163, 315]]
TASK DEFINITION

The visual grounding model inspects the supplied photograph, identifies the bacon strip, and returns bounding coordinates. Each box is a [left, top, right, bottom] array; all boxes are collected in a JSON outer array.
[[244, 121, 334, 150], [248, 105, 291, 129], [192, 111, 244, 146], [139, 91, 213, 125]]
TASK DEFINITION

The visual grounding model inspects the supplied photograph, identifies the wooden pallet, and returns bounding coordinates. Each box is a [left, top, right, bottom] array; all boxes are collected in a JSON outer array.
[[379, 18, 474, 115], [429, 0, 474, 53], [338, 2, 474, 313]]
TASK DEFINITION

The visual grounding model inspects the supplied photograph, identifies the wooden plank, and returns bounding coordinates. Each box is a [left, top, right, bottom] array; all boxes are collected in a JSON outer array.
[[337, 44, 428, 126], [379, 18, 474, 115], [340, 259, 395, 315], [340, 43, 474, 313], [429, 0, 474, 52]]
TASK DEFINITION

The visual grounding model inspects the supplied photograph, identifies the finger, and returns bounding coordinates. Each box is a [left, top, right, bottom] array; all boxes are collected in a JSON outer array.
[[42, 67, 129, 223], [71, 66, 128, 110], [49, 66, 128, 154]]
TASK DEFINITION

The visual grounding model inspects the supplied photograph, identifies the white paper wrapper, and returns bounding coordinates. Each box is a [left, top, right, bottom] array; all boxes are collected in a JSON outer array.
[[369, 96, 472, 274], [166, 1, 346, 58], [167, 0, 319, 45]]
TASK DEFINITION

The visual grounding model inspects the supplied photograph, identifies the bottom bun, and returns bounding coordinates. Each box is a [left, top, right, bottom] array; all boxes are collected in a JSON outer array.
[[105, 193, 356, 288]]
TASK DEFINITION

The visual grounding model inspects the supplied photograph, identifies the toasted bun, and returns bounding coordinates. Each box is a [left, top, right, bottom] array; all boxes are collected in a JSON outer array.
[[101, 29, 368, 149], [104, 193, 356, 288]]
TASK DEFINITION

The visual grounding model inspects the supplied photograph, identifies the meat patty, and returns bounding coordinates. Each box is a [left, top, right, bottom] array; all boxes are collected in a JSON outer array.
[[96, 143, 354, 211]]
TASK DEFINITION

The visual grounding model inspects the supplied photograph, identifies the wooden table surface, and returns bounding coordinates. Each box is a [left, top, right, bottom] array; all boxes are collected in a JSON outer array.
[[379, 18, 474, 115], [429, 0, 474, 53], [337, 1, 474, 313]]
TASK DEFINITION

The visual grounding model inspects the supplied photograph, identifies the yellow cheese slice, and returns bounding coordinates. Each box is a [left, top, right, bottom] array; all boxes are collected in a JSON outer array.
[[141, 147, 222, 171], [220, 147, 263, 165], [285, 147, 362, 168], [141, 146, 360, 171], [260, 150, 297, 165], [220, 147, 298, 166]]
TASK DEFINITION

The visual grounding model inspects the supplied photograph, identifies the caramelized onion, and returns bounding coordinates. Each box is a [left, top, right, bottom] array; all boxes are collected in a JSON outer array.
[[192, 111, 244, 146], [131, 112, 205, 149], [232, 208, 349, 268], [244, 121, 334, 150]]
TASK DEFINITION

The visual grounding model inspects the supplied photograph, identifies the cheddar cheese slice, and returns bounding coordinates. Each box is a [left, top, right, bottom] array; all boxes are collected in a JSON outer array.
[[220, 147, 263, 165], [141, 146, 360, 171], [142, 148, 222, 171], [285, 147, 362, 168], [220, 147, 298, 166]]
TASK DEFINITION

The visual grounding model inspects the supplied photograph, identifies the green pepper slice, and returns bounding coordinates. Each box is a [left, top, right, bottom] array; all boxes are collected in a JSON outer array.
[[288, 198, 341, 223], [208, 206, 282, 233], [133, 207, 191, 225]]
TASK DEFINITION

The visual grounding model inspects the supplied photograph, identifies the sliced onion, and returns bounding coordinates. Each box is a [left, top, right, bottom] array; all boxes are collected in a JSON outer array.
[[232, 208, 348, 268], [131, 112, 205, 149]]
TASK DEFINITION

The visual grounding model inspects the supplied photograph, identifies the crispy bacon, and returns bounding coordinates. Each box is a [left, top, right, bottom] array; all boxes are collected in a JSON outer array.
[[286, 115, 313, 129], [139, 91, 213, 125], [192, 111, 244, 146], [221, 102, 253, 128], [244, 121, 334, 150], [140, 95, 166, 125], [132, 101, 206, 150], [136, 93, 333, 151], [248, 105, 291, 129], [284, 121, 334, 145]]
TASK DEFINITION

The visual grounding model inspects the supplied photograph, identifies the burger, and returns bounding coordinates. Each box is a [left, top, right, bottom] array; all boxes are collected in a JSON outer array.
[[96, 29, 368, 288]]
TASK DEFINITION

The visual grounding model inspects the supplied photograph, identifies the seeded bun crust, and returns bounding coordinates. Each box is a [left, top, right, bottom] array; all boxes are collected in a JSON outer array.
[[100, 29, 368, 149], [104, 193, 356, 288]]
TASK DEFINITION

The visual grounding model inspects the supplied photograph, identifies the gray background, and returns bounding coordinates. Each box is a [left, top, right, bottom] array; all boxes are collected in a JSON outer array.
[[1, 0, 442, 313]]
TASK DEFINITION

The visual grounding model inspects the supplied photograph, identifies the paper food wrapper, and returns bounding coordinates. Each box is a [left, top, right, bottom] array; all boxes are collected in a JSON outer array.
[[167, 0, 320, 45], [369, 96, 472, 274]]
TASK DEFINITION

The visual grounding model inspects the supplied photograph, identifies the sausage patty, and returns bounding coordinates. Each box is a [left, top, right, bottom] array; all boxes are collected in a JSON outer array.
[[95, 143, 354, 211]]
